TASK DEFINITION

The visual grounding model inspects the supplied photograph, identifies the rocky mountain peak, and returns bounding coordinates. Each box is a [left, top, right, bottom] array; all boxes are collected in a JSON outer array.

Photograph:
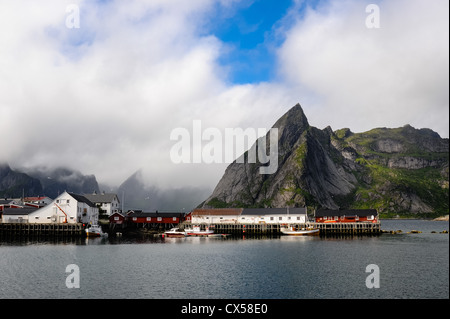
[[202, 103, 449, 217], [272, 103, 309, 150]]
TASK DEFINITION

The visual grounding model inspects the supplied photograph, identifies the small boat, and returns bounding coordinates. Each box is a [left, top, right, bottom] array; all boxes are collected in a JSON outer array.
[[281, 225, 320, 236], [164, 228, 187, 238], [185, 226, 214, 237], [85, 224, 108, 237]]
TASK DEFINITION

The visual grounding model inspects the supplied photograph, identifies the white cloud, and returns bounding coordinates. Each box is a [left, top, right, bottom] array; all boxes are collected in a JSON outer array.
[[0, 0, 290, 189], [277, 0, 449, 137]]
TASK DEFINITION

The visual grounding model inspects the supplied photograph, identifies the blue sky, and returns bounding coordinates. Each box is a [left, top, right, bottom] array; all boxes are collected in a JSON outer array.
[[207, 0, 323, 84], [209, 0, 294, 84]]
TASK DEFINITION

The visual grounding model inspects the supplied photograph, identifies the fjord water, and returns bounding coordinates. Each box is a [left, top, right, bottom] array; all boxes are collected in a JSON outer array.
[[0, 220, 448, 299]]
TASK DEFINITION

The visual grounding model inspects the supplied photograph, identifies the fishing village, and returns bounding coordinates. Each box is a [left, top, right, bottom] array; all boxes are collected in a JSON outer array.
[[0, 191, 447, 240]]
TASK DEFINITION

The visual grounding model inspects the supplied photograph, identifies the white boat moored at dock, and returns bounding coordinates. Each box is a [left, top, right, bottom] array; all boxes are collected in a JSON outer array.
[[280, 225, 320, 236], [85, 225, 108, 237]]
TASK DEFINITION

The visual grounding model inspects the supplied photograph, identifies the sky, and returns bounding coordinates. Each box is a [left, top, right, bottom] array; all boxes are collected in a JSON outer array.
[[0, 0, 448, 191]]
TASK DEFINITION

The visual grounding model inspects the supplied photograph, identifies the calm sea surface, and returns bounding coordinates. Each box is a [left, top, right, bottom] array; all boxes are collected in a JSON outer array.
[[0, 220, 448, 299]]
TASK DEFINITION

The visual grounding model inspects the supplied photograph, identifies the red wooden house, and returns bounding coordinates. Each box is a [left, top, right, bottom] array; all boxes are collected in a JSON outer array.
[[315, 209, 378, 223], [126, 210, 185, 229], [109, 212, 126, 225]]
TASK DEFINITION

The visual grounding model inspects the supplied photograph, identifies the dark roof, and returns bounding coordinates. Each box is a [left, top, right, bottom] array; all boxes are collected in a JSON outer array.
[[68, 193, 96, 207], [110, 212, 125, 217], [315, 209, 378, 217], [0, 199, 15, 205], [192, 208, 243, 216], [242, 207, 307, 215], [3, 207, 40, 215], [128, 211, 183, 218]]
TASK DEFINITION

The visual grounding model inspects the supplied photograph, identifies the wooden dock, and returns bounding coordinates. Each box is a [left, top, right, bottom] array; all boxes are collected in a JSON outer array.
[[193, 222, 381, 236], [0, 223, 85, 237], [313, 222, 381, 235]]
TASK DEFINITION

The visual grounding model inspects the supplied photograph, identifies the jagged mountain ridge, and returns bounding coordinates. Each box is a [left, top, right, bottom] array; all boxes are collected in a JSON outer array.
[[202, 103, 449, 217], [0, 163, 43, 198], [0, 164, 100, 199], [23, 166, 100, 199]]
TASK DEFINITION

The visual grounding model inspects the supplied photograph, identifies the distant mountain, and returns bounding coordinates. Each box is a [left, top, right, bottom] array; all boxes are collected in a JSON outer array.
[[0, 163, 43, 198], [22, 166, 100, 199], [117, 169, 211, 212], [202, 103, 449, 217]]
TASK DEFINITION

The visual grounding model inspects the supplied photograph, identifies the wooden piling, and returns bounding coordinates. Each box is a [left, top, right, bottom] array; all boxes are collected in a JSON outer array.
[[187, 221, 381, 237], [0, 223, 85, 238]]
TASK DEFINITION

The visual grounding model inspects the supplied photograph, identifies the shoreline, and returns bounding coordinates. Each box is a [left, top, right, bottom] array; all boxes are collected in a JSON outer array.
[[379, 215, 449, 221]]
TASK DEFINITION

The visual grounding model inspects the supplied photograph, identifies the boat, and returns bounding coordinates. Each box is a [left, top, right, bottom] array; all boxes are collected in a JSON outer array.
[[164, 228, 187, 238], [85, 224, 108, 237], [185, 226, 214, 237], [280, 225, 320, 236]]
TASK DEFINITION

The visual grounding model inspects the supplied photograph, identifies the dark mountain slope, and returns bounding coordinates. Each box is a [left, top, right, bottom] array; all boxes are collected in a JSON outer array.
[[202, 104, 449, 217]]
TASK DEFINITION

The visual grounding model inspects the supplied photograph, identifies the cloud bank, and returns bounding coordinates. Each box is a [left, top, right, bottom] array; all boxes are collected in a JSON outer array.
[[1, 0, 448, 190]]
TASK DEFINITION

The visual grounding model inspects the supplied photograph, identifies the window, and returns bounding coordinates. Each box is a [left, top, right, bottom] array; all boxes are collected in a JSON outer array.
[[67, 200, 70, 204], [173, 217, 177, 221], [114, 216, 119, 221], [56, 200, 59, 203], [146, 217, 151, 221], [297, 216, 300, 220], [35, 217, 39, 219], [270, 217, 274, 221], [133, 217, 137, 221], [157, 217, 162, 221], [279, 216, 282, 221]]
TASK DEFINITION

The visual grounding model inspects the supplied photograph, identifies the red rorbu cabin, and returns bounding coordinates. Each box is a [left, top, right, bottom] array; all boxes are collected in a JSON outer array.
[[315, 209, 378, 223], [126, 210, 185, 229], [109, 212, 126, 225]]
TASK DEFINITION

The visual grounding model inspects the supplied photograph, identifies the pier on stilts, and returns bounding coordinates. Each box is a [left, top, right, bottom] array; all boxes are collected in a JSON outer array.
[[0, 223, 85, 238], [188, 221, 381, 237]]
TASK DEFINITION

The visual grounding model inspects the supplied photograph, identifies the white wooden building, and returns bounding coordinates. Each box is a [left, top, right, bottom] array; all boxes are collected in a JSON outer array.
[[23, 196, 53, 206], [190, 208, 243, 224], [239, 208, 307, 224], [189, 207, 308, 225], [83, 192, 121, 216], [1, 207, 39, 223], [2, 192, 98, 225]]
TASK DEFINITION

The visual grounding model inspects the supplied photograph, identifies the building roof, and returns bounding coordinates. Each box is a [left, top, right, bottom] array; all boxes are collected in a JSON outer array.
[[24, 197, 51, 202], [191, 208, 243, 216], [83, 193, 119, 204], [242, 208, 307, 216], [128, 211, 183, 218], [0, 199, 16, 205], [3, 207, 40, 215], [68, 193, 96, 207], [315, 209, 378, 217], [110, 212, 125, 217]]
